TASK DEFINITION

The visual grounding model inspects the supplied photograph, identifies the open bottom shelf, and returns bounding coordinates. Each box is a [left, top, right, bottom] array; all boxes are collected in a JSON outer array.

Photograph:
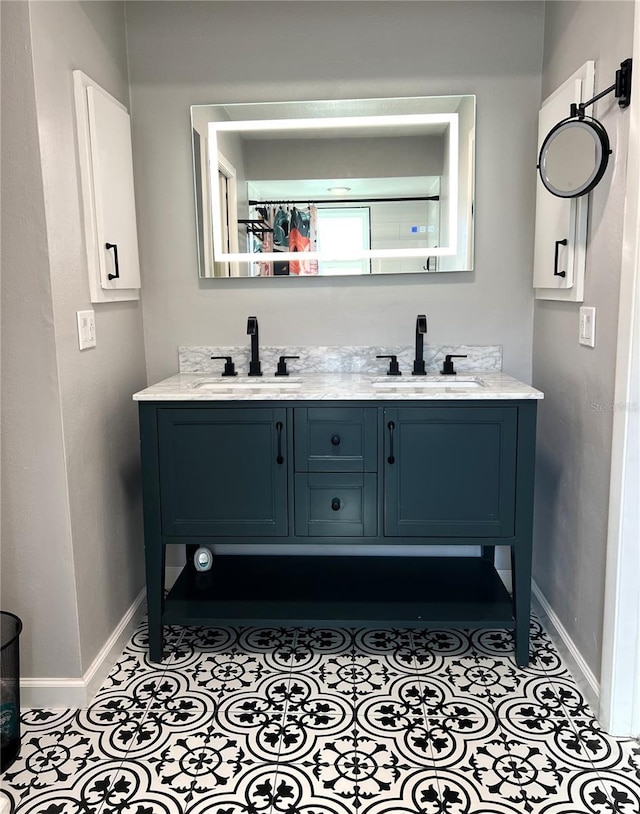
[[163, 555, 514, 630]]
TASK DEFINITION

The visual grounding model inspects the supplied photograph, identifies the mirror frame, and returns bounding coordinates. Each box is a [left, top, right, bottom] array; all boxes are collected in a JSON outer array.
[[191, 94, 477, 279], [538, 116, 611, 198]]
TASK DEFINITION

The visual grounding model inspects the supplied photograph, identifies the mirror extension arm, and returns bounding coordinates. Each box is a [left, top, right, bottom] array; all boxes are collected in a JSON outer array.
[[570, 58, 632, 119]]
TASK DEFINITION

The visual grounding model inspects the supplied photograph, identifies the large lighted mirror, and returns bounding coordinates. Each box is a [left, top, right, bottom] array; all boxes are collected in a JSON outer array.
[[191, 96, 475, 278]]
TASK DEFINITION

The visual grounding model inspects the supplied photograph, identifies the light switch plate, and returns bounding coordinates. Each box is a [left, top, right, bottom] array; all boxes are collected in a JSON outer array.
[[77, 310, 96, 350], [579, 306, 596, 347]]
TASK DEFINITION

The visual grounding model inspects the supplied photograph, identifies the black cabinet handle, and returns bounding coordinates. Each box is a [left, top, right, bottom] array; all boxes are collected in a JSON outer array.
[[331, 435, 341, 446], [554, 239, 567, 278], [331, 498, 341, 511], [276, 421, 284, 464], [105, 242, 120, 281], [387, 421, 395, 464]]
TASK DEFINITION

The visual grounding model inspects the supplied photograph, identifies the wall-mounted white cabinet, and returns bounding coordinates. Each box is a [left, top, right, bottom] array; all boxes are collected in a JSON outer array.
[[534, 62, 594, 302], [74, 70, 141, 303]]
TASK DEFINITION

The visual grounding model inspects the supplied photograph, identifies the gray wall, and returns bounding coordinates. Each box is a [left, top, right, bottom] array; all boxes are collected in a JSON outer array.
[[1, 1, 147, 679], [1, 1, 82, 679], [532, 1, 634, 679], [125, 1, 544, 384]]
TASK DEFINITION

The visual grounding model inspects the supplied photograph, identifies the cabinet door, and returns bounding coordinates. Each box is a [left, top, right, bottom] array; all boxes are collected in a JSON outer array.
[[533, 61, 593, 302], [158, 408, 288, 536], [87, 86, 141, 292], [74, 70, 141, 303], [384, 406, 517, 537]]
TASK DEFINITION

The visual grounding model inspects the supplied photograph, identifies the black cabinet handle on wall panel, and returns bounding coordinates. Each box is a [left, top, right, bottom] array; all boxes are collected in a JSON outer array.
[[331, 498, 341, 511], [554, 238, 567, 278], [105, 243, 120, 281], [387, 421, 395, 464], [276, 421, 284, 464], [331, 435, 341, 446]]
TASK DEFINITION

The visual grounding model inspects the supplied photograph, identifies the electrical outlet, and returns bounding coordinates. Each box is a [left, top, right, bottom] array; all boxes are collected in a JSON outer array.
[[77, 310, 96, 350], [579, 306, 596, 347]]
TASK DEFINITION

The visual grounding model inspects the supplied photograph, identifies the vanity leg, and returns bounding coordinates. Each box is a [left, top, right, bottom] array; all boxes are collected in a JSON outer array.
[[511, 545, 532, 667], [146, 543, 165, 664], [481, 546, 494, 564]]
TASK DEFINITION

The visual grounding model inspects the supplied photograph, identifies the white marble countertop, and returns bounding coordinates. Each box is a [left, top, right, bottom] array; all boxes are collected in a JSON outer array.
[[133, 372, 543, 401]]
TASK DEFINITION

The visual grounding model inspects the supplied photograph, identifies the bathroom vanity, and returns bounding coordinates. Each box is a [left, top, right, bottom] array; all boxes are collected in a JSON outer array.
[[134, 369, 542, 666]]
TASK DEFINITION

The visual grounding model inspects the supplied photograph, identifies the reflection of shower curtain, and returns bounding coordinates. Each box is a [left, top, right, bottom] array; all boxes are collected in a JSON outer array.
[[254, 207, 274, 277], [253, 204, 318, 276], [290, 206, 318, 275]]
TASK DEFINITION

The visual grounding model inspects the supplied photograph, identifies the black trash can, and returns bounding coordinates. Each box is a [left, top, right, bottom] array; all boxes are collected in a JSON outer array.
[[0, 612, 22, 773]]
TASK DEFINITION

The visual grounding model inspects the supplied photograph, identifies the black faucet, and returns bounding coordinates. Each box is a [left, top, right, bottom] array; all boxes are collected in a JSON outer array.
[[247, 316, 262, 376], [412, 314, 428, 375]]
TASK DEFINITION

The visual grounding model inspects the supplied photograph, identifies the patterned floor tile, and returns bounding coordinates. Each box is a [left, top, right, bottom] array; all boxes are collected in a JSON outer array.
[[620, 739, 640, 781], [3, 708, 145, 808], [411, 627, 474, 659], [295, 650, 419, 707], [425, 649, 546, 709], [185, 764, 283, 814], [546, 676, 597, 720], [294, 626, 355, 655], [91, 668, 171, 712], [271, 762, 434, 813], [468, 621, 566, 677], [432, 767, 609, 814], [453, 726, 617, 813], [2, 617, 638, 814], [12, 759, 165, 814], [213, 674, 296, 763], [132, 678, 219, 762], [275, 733, 434, 811], [172, 625, 298, 664], [166, 646, 290, 702], [90, 621, 184, 709], [595, 769, 640, 813], [135, 715, 261, 807]]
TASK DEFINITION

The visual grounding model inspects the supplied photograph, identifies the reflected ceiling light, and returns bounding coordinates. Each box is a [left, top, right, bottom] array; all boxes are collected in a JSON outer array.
[[327, 186, 351, 194]]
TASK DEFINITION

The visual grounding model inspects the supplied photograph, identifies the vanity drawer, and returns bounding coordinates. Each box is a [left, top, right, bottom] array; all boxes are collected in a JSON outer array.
[[294, 473, 377, 537], [294, 407, 377, 472]]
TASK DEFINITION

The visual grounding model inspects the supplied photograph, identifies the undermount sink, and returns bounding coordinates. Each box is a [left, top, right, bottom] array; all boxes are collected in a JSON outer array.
[[372, 377, 484, 389], [194, 377, 303, 390]]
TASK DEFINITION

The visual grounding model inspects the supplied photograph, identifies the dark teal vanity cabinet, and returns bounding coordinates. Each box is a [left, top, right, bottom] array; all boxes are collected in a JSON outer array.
[[139, 399, 537, 666]]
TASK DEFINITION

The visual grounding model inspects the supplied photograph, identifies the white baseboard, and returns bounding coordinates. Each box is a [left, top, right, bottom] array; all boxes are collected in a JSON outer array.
[[20, 587, 147, 709], [532, 580, 600, 715]]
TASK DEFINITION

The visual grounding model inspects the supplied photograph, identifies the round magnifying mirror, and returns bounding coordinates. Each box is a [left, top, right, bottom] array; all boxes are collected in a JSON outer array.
[[538, 117, 611, 197]]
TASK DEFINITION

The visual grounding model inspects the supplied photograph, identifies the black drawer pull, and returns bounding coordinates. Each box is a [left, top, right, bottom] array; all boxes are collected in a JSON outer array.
[[331, 498, 341, 511], [387, 421, 395, 464], [105, 242, 120, 281], [554, 238, 567, 278], [276, 421, 284, 464], [331, 435, 341, 446]]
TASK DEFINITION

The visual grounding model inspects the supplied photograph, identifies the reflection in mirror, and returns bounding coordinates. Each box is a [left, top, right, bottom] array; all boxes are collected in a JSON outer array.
[[538, 117, 610, 198], [191, 96, 475, 278]]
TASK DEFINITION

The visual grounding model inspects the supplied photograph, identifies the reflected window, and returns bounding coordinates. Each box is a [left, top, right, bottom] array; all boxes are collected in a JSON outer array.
[[317, 207, 371, 276]]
